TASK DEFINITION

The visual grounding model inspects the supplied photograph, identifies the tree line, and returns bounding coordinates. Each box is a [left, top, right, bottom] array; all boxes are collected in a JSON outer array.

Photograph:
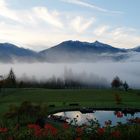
[[0, 69, 129, 90], [0, 69, 108, 89], [111, 76, 129, 91]]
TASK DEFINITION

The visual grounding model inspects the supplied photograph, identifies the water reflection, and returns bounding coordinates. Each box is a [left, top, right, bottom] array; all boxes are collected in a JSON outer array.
[[53, 111, 140, 126]]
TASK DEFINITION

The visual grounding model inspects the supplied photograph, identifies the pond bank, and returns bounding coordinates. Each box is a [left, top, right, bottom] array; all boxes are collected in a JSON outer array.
[[48, 107, 140, 115]]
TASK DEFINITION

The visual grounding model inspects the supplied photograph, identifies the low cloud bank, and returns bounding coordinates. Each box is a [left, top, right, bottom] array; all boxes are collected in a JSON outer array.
[[0, 61, 140, 88]]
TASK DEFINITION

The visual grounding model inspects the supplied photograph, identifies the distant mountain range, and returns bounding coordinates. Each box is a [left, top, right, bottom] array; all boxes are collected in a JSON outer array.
[[0, 40, 139, 63], [131, 46, 140, 52], [0, 43, 39, 62]]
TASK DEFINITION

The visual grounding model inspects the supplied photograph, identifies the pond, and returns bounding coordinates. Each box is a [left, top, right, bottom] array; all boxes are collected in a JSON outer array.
[[52, 110, 140, 126]]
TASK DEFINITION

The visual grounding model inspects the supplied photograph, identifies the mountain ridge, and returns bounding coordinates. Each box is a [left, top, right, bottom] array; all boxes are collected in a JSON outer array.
[[0, 42, 39, 62], [40, 40, 126, 54], [0, 40, 139, 63]]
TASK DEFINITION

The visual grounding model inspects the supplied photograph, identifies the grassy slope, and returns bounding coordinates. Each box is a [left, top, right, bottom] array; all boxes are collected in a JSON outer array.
[[0, 88, 140, 115]]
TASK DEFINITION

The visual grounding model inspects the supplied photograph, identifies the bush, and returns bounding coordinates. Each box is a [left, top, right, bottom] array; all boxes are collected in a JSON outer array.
[[111, 76, 122, 89]]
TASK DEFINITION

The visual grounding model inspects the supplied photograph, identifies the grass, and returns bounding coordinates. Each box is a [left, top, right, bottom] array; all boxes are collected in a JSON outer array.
[[0, 88, 140, 116], [0, 88, 140, 140]]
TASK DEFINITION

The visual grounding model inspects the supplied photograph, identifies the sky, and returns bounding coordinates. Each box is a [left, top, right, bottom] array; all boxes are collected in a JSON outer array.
[[0, 0, 140, 51]]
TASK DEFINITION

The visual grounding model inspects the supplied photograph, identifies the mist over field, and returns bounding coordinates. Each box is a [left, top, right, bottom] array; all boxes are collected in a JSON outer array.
[[0, 60, 140, 88]]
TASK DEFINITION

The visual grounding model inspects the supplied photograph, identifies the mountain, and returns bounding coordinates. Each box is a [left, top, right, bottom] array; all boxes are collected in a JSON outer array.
[[40, 40, 126, 54], [0, 43, 39, 62], [131, 46, 140, 52], [0, 40, 139, 63], [39, 40, 127, 62]]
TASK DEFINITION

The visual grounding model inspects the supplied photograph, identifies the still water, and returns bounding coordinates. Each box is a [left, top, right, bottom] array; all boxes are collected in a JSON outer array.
[[54, 111, 140, 126]]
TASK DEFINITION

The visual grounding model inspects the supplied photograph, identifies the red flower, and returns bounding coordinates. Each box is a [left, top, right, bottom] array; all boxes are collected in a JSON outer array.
[[75, 137, 81, 140], [76, 127, 83, 136], [0, 127, 8, 133], [7, 136, 13, 140], [28, 124, 40, 130], [44, 124, 58, 136], [111, 130, 121, 138], [97, 128, 105, 135], [34, 128, 42, 137], [28, 124, 42, 137], [105, 120, 112, 126], [128, 117, 140, 124], [116, 112, 123, 118], [63, 122, 69, 129]]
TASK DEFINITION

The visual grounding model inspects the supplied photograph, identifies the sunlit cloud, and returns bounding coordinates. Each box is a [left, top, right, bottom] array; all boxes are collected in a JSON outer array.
[[93, 25, 110, 36], [33, 7, 63, 28], [93, 26, 140, 49], [0, 0, 20, 22], [70, 16, 95, 33]]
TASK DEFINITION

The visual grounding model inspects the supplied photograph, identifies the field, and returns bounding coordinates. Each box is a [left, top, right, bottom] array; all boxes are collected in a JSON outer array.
[[0, 88, 140, 140], [0, 88, 140, 116]]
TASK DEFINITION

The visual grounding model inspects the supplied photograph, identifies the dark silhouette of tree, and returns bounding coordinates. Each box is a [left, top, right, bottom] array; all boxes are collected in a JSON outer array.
[[0, 75, 3, 92], [111, 76, 122, 88], [19, 81, 24, 88], [123, 81, 129, 91], [6, 68, 16, 88]]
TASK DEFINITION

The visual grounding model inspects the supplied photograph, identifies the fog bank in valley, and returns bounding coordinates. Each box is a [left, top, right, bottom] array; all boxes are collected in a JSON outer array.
[[0, 61, 140, 88]]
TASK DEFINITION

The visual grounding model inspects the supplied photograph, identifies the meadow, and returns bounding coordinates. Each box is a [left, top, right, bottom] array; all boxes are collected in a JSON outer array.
[[0, 88, 140, 116], [0, 88, 140, 140]]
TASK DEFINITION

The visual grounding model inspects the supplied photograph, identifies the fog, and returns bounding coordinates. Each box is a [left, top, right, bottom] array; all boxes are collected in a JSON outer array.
[[0, 58, 140, 88]]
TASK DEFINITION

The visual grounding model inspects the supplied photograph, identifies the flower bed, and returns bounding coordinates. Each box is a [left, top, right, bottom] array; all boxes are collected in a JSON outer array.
[[0, 117, 140, 140]]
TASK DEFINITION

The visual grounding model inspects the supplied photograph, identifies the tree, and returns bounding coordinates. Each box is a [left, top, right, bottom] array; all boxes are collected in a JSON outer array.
[[123, 81, 129, 91], [0, 75, 3, 92], [111, 76, 122, 88], [6, 68, 16, 88]]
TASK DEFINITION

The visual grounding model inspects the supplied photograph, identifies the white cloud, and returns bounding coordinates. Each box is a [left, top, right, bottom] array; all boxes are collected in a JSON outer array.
[[0, 0, 63, 28], [70, 16, 95, 33], [0, 0, 7, 8], [93, 26, 140, 48], [33, 7, 63, 28], [61, 0, 123, 14], [0, 0, 21, 22], [94, 25, 110, 36], [110, 28, 140, 48]]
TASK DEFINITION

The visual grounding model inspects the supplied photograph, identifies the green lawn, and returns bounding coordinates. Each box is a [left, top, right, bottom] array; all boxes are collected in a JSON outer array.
[[0, 88, 140, 116]]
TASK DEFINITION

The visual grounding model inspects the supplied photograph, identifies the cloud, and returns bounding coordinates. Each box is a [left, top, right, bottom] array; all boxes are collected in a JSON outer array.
[[110, 28, 140, 48], [0, 0, 7, 7], [0, 0, 63, 28], [0, 0, 21, 22], [70, 16, 95, 33], [61, 0, 123, 14], [33, 7, 63, 28], [0, 0, 96, 49], [93, 26, 140, 48], [94, 25, 110, 36]]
